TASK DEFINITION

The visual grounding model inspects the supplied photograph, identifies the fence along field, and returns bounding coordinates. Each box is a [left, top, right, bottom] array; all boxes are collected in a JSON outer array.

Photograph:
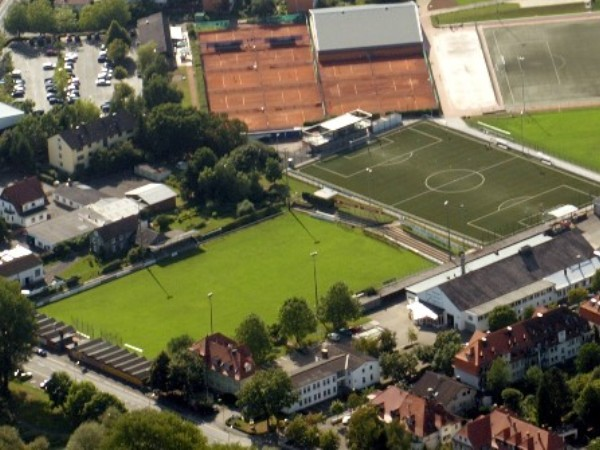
[[299, 121, 600, 243]]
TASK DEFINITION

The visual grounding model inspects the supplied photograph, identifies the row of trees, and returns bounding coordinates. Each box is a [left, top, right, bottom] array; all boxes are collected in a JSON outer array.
[[233, 281, 362, 365], [4, 0, 131, 35]]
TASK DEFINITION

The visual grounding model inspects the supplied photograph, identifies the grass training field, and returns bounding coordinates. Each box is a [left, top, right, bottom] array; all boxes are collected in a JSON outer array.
[[473, 108, 600, 173], [41, 213, 432, 357], [483, 20, 600, 109], [299, 121, 600, 242]]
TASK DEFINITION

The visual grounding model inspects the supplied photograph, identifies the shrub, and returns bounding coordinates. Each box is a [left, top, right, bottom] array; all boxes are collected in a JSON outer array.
[[113, 66, 128, 80], [329, 399, 345, 416], [101, 259, 122, 274], [236, 199, 255, 217], [155, 215, 172, 232]]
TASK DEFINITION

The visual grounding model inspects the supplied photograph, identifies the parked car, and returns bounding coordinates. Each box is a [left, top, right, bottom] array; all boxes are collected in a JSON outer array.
[[95, 78, 111, 86], [42, 62, 55, 70], [101, 102, 111, 113], [11, 90, 24, 98], [34, 347, 48, 357], [45, 48, 58, 56], [40, 379, 50, 389], [13, 369, 32, 381]]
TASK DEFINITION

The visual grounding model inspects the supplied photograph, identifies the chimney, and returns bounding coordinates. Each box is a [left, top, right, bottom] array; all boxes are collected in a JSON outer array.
[[460, 252, 466, 276], [321, 347, 329, 359]]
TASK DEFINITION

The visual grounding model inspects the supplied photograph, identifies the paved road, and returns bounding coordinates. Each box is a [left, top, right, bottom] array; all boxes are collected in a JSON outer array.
[[24, 353, 253, 447]]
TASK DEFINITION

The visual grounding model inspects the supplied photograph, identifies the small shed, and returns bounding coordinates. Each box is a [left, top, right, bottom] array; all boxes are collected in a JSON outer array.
[[125, 183, 177, 213]]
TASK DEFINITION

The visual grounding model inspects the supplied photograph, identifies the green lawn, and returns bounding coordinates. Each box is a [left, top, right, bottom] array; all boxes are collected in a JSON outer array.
[[172, 67, 193, 108], [431, 2, 587, 25], [59, 255, 101, 284], [471, 109, 600, 172], [41, 213, 432, 358]]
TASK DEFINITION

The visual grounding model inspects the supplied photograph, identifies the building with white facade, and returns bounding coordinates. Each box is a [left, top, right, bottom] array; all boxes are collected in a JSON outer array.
[[406, 230, 599, 331], [0, 245, 44, 287], [454, 306, 592, 390], [283, 344, 380, 413], [0, 177, 48, 227], [47, 111, 136, 175]]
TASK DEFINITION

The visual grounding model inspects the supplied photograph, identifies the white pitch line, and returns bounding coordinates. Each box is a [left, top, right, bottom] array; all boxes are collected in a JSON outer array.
[[546, 41, 561, 85]]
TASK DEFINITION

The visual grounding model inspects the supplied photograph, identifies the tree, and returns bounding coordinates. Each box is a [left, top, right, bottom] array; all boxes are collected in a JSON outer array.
[[278, 297, 317, 346], [431, 330, 462, 376], [107, 39, 130, 66], [487, 305, 518, 332], [0, 425, 26, 450], [3, 1, 28, 36], [82, 392, 126, 423], [318, 282, 361, 331], [54, 7, 78, 33], [237, 368, 296, 427], [591, 269, 600, 294], [378, 329, 397, 354], [329, 399, 344, 416], [181, 147, 218, 198], [384, 420, 411, 450], [284, 415, 319, 448], [250, 0, 276, 17], [576, 341, 600, 373], [574, 379, 600, 427], [79, 0, 130, 31], [264, 157, 282, 184], [101, 409, 208, 450], [501, 388, 523, 414], [522, 305, 535, 321], [0, 218, 9, 245], [67, 421, 105, 450], [46, 371, 73, 410], [65, 381, 98, 425], [136, 42, 158, 75], [347, 406, 386, 450], [143, 74, 184, 109], [486, 358, 510, 396], [407, 327, 418, 345], [0, 279, 36, 398], [105, 20, 131, 47], [319, 429, 340, 450], [536, 367, 571, 428], [380, 351, 418, 384], [167, 351, 205, 405], [27, 0, 56, 34], [149, 351, 170, 392], [235, 314, 272, 365], [525, 365, 543, 392], [166, 334, 194, 356], [353, 337, 379, 358], [568, 287, 588, 306]]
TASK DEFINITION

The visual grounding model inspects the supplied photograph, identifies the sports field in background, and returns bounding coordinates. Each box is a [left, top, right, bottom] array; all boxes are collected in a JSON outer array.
[[473, 108, 600, 173], [299, 121, 600, 242], [483, 19, 600, 110], [41, 213, 432, 357]]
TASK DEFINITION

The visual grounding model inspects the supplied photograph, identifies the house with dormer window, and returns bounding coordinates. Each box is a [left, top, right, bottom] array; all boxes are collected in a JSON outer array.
[[0, 177, 48, 227]]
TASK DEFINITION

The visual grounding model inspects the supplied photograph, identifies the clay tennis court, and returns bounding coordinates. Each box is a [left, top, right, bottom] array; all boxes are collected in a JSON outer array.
[[319, 55, 438, 117], [199, 24, 323, 131]]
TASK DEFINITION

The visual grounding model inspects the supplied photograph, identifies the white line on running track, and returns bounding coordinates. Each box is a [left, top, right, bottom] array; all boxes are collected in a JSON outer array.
[[546, 41, 561, 85]]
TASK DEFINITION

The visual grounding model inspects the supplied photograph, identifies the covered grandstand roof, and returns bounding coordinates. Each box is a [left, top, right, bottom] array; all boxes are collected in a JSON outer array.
[[309, 3, 422, 53]]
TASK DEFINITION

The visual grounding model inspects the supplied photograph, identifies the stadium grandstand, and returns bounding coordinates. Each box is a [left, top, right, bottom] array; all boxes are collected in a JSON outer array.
[[303, 109, 372, 154]]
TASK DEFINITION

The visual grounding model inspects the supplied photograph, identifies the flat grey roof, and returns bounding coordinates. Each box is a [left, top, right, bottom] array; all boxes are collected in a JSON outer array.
[[27, 209, 97, 247], [310, 3, 422, 53]]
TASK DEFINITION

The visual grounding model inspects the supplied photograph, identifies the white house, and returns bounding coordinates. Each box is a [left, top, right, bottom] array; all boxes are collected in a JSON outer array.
[[0, 245, 44, 287], [47, 111, 136, 175], [0, 177, 48, 227], [283, 345, 380, 413]]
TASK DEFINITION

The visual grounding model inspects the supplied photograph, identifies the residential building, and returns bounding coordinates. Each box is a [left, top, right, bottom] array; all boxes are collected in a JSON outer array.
[[189, 333, 255, 394], [136, 13, 174, 67], [411, 371, 477, 417], [89, 215, 138, 258], [0, 176, 48, 227], [283, 344, 380, 413], [453, 408, 565, 450], [52, 183, 107, 210], [125, 183, 177, 214], [0, 245, 44, 288], [578, 296, 600, 330], [406, 230, 599, 331], [371, 385, 462, 449], [454, 307, 592, 390], [47, 111, 136, 175]]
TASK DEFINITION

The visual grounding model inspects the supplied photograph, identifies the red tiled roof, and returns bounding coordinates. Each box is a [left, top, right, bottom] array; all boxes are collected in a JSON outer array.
[[370, 385, 459, 438], [190, 333, 255, 381], [454, 307, 590, 376], [456, 409, 565, 450], [579, 298, 600, 326], [1, 176, 47, 214]]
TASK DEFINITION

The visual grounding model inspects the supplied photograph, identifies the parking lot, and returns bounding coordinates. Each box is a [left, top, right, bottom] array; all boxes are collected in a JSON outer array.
[[9, 39, 143, 111]]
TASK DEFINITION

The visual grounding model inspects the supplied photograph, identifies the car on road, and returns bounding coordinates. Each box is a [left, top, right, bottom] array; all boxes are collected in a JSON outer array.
[[42, 62, 56, 70], [34, 347, 48, 357]]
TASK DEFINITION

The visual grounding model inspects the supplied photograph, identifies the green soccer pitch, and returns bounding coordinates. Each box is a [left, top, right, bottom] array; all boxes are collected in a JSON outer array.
[[299, 121, 600, 242], [40, 213, 433, 357]]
